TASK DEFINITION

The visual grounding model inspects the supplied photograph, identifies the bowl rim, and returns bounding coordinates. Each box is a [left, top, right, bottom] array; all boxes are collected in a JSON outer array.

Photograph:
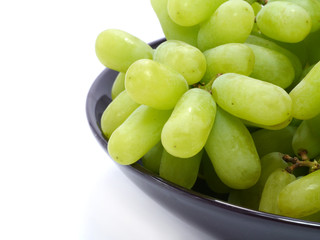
[[85, 38, 320, 230]]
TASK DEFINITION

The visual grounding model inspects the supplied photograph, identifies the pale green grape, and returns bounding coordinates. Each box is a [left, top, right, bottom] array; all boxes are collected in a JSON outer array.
[[251, 2, 261, 15], [290, 61, 320, 120], [251, 126, 296, 157], [202, 150, 230, 194], [153, 40, 206, 85], [228, 152, 288, 210], [278, 170, 320, 218], [141, 141, 163, 174], [256, 2, 312, 43], [150, 0, 199, 46], [95, 29, 153, 72], [259, 168, 296, 214], [211, 73, 292, 126], [242, 116, 292, 130], [245, 35, 302, 87], [125, 59, 188, 110], [197, 0, 255, 51], [167, 0, 217, 27], [111, 72, 125, 100], [292, 114, 320, 159], [269, 0, 320, 33], [101, 90, 140, 139], [202, 43, 255, 84], [245, 43, 295, 88], [108, 105, 172, 165], [161, 88, 216, 158], [205, 108, 261, 189], [159, 149, 203, 189]]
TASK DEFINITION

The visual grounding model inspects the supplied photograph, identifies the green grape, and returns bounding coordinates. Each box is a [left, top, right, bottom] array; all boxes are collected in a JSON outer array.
[[278, 170, 320, 218], [251, 126, 296, 157], [153, 40, 206, 85], [161, 88, 216, 158], [101, 90, 140, 139], [290, 61, 320, 120], [125, 59, 189, 110], [292, 114, 320, 159], [95, 29, 153, 72], [245, 35, 302, 86], [111, 72, 125, 100], [228, 152, 288, 210], [242, 116, 292, 130], [205, 108, 261, 189], [300, 211, 320, 222], [167, 0, 217, 27], [259, 168, 296, 215], [211, 73, 292, 126], [150, 0, 199, 46], [245, 43, 295, 88], [201, 150, 230, 194], [141, 141, 164, 174], [256, 2, 312, 43], [197, 0, 255, 51], [201, 43, 255, 84], [159, 149, 203, 189], [269, 0, 320, 33], [305, 30, 320, 65], [108, 105, 172, 165], [251, 2, 261, 15]]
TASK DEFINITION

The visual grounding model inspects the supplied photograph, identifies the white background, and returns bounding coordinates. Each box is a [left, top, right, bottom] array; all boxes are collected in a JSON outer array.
[[0, 1, 216, 240]]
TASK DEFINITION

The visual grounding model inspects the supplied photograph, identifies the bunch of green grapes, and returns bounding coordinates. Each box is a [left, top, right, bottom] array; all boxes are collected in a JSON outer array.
[[95, 0, 320, 221]]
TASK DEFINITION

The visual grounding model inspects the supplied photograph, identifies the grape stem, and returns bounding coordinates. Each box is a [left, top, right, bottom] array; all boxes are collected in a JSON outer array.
[[282, 153, 320, 174]]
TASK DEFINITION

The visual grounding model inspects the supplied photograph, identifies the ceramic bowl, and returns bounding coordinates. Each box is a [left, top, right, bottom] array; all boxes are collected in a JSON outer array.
[[86, 38, 320, 240]]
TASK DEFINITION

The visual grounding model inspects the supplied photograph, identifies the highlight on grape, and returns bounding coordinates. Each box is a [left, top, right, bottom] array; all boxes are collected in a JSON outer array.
[[96, 0, 320, 221]]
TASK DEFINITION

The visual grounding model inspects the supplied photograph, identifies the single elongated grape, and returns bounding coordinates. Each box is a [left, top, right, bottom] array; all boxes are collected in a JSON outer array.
[[245, 35, 303, 85], [256, 2, 311, 43], [153, 40, 206, 85], [269, 0, 320, 33], [278, 170, 320, 218], [205, 108, 260, 189], [150, 0, 199, 46], [167, 0, 217, 27], [228, 152, 288, 210], [111, 72, 125, 100], [201, 150, 231, 194], [141, 141, 163, 174], [202, 43, 255, 84], [108, 105, 172, 165], [290, 61, 320, 120], [259, 168, 296, 214], [95, 29, 153, 72], [159, 149, 203, 189], [251, 126, 296, 157], [101, 90, 140, 139], [125, 59, 188, 110], [161, 88, 216, 158], [197, 0, 254, 51], [292, 114, 320, 159], [211, 73, 292, 126], [245, 43, 295, 88]]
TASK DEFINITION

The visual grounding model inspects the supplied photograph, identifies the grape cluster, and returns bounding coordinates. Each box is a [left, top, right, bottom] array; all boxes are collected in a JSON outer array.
[[95, 0, 320, 221]]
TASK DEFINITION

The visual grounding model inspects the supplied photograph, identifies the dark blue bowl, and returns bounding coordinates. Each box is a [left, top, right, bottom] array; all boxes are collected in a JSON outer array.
[[86, 39, 320, 240]]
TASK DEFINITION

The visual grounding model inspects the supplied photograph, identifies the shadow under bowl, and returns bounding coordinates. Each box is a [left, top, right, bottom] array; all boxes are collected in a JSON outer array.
[[86, 38, 320, 240]]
